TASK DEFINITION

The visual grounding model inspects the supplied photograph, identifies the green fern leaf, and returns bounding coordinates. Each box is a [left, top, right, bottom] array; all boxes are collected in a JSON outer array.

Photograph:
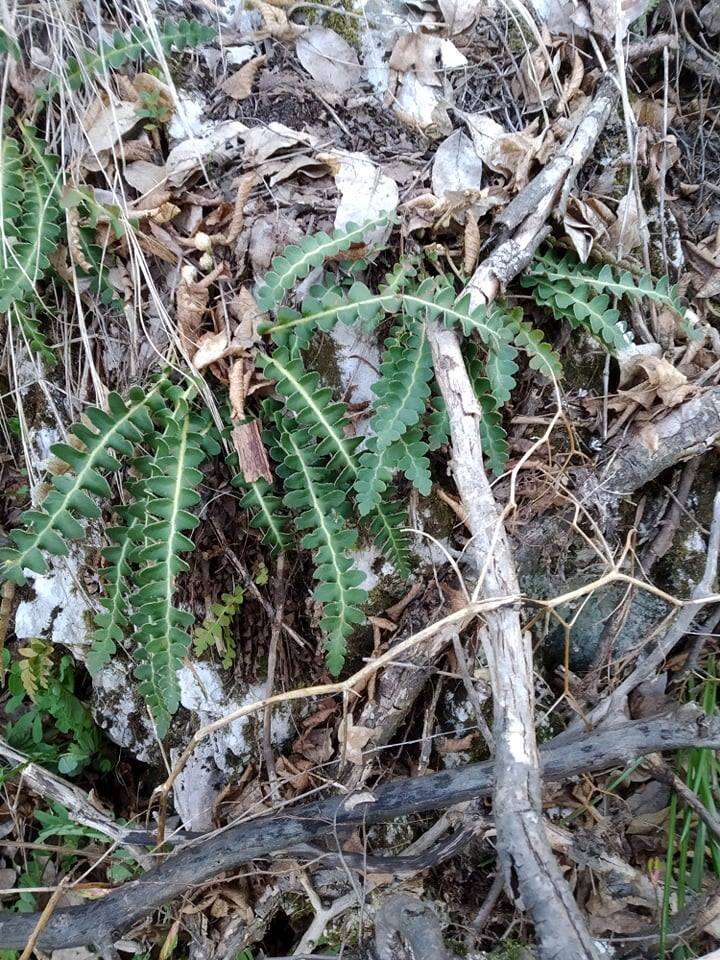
[[258, 348, 360, 474], [0, 135, 24, 249], [465, 343, 509, 477], [87, 516, 139, 676], [511, 316, 562, 379], [194, 585, 243, 669], [368, 501, 411, 580], [0, 161, 62, 313], [0, 386, 166, 585], [530, 252, 686, 318], [404, 280, 519, 407], [272, 420, 366, 675], [261, 260, 414, 347], [231, 473, 290, 554], [391, 428, 432, 496], [425, 394, 450, 451], [54, 20, 216, 93], [354, 322, 432, 514], [131, 411, 208, 735], [255, 216, 389, 311]]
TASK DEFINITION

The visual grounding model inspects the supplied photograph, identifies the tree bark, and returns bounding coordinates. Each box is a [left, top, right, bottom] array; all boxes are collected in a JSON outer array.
[[426, 320, 600, 960], [0, 707, 716, 951]]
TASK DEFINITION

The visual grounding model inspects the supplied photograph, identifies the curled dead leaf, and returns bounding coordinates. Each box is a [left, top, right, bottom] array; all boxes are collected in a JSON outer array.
[[220, 55, 267, 101]]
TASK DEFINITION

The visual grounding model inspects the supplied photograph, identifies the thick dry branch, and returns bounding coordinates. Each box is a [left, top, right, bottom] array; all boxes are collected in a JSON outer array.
[[426, 320, 598, 960], [468, 75, 619, 304], [0, 708, 716, 950]]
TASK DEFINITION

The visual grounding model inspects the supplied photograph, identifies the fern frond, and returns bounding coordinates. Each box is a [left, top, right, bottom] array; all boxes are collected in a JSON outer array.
[[511, 316, 562, 379], [255, 216, 389, 311], [131, 412, 208, 734], [18, 638, 54, 702], [404, 280, 520, 407], [426, 394, 450, 451], [12, 305, 57, 367], [354, 322, 432, 516], [193, 585, 244, 669], [272, 421, 366, 675], [530, 251, 685, 318], [391, 428, 432, 496], [54, 20, 216, 93], [0, 135, 23, 251], [258, 348, 360, 474], [231, 473, 291, 554], [87, 516, 139, 676], [0, 386, 165, 585], [261, 260, 414, 347], [465, 344, 509, 477], [368, 501, 411, 580], [0, 159, 62, 314]]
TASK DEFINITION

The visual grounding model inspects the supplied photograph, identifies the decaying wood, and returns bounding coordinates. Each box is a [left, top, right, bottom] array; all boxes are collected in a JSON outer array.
[[468, 75, 619, 305], [375, 893, 459, 960], [426, 319, 600, 960], [0, 737, 152, 869], [0, 707, 717, 951]]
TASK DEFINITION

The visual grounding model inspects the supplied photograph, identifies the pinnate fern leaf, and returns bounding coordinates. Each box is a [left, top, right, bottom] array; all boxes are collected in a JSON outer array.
[[465, 343, 509, 477], [0, 386, 165, 585], [87, 515, 139, 676], [272, 420, 366, 675], [0, 134, 23, 246], [194, 585, 243, 669], [0, 152, 62, 314], [258, 348, 360, 474], [131, 411, 209, 735], [255, 216, 389, 311], [261, 260, 414, 347], [54, 20, 216, 93], [231, 472, 291, 554]]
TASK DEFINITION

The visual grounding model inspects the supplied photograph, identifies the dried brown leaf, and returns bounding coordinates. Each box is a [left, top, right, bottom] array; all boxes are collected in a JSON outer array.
[[231, 420, 273, 484], [220, 55, 267, 101]]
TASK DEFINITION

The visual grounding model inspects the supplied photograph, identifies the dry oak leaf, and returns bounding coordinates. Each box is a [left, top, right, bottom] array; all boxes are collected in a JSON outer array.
[[587, 0, 651, 40], [220, 55, 267, 100], [462, 113, 543, 190], [176, 262, 228, 358], [249, 0, 303, 40]]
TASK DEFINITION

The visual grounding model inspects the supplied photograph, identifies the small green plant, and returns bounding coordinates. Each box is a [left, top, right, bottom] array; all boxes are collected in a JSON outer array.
[[136, 88, 174, 130], [43, 19, 216, 95], [3, 647, 111, 774], [1, 219, 681, 732], [193, 584, 244, 668]]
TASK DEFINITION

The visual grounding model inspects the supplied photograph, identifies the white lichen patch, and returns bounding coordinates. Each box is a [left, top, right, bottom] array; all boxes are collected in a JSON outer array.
[[168, 92, 209, 141], [329, 323, 381, 412], [92, 662, 155, 763], [174, 662, 294, 830], [14, 550, 94, 658], [352, 545, 384, 592]]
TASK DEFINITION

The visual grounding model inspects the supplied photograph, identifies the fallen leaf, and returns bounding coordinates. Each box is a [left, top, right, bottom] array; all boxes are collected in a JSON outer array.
[[123, 160, 168, 203], [243, 122, 316, 167], [339, 717, 373, 765], [432, 130, 483, 200], [296, 27, 361, 94], [608, 190, 649, 258], [562, 196, 613, 262], [319, 149, 399, 242], [587, 0, 651, 40], [84, 100, 138, 154], [165, 121, 247, 186], [613, 356, 693, 410], [220, 55, 267, 101], [463, 113, 543, 189], [439, 0, 484, 32], [231, 420, 273, 483]]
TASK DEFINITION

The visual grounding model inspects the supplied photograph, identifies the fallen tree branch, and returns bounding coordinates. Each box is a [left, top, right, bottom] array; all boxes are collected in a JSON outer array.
[[0, 707, 717, 950], [468, 74, 619, 305], [426, 320, 599, 960]]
